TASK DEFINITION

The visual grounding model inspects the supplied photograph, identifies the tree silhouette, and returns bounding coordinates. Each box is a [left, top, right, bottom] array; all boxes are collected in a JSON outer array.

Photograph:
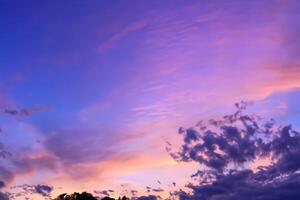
[[54, 192, 131, 200], [54, 192, 97, 200]]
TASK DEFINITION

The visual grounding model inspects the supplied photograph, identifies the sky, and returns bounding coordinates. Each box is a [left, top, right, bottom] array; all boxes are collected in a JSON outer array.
[[0, 0, 300, 199]]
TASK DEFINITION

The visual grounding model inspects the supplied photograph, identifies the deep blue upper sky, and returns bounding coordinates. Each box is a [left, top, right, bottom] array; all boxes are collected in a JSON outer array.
[[0, 0, 300, 199]]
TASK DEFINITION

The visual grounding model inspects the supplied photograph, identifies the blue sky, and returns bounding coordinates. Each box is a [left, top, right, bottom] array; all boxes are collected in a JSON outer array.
[[0, 0, 300, 199]]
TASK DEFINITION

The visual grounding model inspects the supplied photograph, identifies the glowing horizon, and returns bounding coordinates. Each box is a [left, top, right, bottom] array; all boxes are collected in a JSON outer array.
[[0, 1, 300, 199]]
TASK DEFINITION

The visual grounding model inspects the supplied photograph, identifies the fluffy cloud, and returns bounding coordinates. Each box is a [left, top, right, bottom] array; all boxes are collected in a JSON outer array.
[[169, 102, 300, 200]]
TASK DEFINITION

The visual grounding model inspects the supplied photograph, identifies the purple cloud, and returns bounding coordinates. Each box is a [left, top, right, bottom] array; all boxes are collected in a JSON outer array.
[[169, 102, 300, 200], [34, 184, 53, 197], [0, 192, 9, 200]]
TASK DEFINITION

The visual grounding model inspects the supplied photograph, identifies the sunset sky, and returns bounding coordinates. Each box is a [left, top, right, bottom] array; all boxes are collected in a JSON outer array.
[[0, 0, 300, 199]]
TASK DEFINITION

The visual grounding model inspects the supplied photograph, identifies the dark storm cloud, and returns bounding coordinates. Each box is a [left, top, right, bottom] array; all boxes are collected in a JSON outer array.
[[169, 102, 300, 200], [176, 171, 300, 200]]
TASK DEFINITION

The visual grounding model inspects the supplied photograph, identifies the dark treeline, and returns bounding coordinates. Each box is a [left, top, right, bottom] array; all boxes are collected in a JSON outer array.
[[54, 192, 128, 200], [54, 192, 156, 200]]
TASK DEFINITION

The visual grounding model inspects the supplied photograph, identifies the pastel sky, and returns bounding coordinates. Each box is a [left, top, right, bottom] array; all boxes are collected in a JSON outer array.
[[0, 0, 300, 199]]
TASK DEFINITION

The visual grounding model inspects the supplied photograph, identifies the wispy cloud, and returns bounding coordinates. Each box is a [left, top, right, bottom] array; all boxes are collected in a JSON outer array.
[[98, 20, 148, 53]]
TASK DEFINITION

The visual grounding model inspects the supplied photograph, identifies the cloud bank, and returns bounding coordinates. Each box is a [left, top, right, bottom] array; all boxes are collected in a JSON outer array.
[[169, 102, 300, 200]]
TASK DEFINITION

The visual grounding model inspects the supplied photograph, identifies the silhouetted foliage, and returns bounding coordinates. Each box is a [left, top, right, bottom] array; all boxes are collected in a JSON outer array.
[[54, 192, 130, 200], [101, 197, 115, 200], [54, 192, 97, 200]]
